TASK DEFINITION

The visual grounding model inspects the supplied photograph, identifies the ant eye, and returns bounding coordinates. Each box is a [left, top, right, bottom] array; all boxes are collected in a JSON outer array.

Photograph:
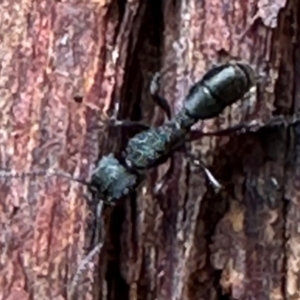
[[123, 188, 130, 195]]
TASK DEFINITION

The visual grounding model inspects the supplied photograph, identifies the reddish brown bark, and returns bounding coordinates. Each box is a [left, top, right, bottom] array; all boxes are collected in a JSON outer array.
[[0, 1, 144, 299], [0, 0, 299, 300]]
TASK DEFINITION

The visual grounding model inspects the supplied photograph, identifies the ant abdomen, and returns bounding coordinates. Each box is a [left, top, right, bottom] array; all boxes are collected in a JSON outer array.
[[184, 62, 255, 120]]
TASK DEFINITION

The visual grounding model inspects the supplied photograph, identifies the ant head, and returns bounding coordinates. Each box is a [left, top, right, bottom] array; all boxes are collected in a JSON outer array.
[[89, 154, 138, 202]]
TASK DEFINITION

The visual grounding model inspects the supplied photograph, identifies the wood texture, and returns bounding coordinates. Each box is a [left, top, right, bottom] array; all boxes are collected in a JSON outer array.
[[0, 0, 299, 300]]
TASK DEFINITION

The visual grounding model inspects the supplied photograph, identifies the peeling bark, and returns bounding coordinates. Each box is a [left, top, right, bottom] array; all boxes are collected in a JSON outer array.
[[0, 0, 300, 300]]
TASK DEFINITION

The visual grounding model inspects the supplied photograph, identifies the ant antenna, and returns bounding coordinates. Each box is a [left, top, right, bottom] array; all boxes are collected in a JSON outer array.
[[0, 169, 91, 187]]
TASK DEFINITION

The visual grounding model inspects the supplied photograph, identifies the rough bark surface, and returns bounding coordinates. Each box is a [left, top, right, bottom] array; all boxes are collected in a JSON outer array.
[[0, 0, 299, 300]]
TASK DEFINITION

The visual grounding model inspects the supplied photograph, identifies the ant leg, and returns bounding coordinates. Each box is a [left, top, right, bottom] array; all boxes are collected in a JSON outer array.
[[87, 186, 116, 206], [190, 115, 291, 139], [153, 156, 175, 195], [107, 100, 150, 131], [107, 70, 173, 131], [189, 120, 261, 140], [182, 143, 223, 192], [188, 153, 223, 192], [150, 72, 172, 120], [152, 146, 223, 195], [108, 119, 150, 131]]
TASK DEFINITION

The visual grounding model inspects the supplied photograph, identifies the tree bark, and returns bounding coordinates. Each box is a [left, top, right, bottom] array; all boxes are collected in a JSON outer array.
[[0, 0, 299, 300]]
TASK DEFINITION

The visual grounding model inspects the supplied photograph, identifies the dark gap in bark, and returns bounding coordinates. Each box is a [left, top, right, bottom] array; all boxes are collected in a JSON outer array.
[[105, 204, 129, 300], [101, 0, 164, 299], [188, 190, 231, 299], [274, 0, 297, 116], [214, 269, 232, 300]]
